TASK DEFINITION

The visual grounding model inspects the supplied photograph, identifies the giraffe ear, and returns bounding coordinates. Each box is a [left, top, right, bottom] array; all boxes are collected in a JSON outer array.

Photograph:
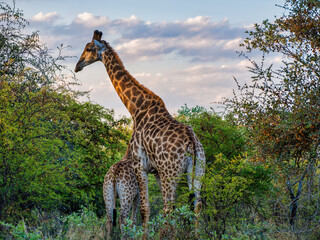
[[92, 30, 103, 42]]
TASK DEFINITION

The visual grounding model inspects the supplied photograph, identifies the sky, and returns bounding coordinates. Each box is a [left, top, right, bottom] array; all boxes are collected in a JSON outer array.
[[12, 0, 284, 118]]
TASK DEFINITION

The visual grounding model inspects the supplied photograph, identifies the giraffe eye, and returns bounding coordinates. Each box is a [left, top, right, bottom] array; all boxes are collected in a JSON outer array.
[[87, 48, 93, 52]]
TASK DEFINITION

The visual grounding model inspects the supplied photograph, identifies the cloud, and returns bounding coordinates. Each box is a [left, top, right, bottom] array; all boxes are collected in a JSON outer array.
[[73, 12, 111, 28], [113, 15, 141, 27], [115, 38, 170, 61], [27, 13, 254, 115], [110, 16, 246, 62], [31, 12, 60, 23], [183, 16, 211, 26], [112, 16, 246, 62], [29, 13, 247, 62]]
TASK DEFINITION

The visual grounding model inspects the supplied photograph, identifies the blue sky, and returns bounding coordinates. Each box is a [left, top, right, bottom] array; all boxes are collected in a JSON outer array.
[[13, 0, 284, 117]]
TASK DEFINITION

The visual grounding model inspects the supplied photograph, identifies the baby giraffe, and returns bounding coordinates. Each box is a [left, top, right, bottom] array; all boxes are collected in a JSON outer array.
[[103, 154, 161, 238], [103, 155, 139, 238]]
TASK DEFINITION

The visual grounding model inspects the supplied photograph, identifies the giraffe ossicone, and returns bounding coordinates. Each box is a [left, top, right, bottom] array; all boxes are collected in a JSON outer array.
[[75, 30, 206, 237]]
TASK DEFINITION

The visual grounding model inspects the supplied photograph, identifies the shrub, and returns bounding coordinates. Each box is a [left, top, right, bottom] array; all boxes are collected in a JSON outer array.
[[63, 206, 106, 240]]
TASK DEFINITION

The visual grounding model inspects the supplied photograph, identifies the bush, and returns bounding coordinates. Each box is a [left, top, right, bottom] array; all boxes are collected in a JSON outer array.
[[0, 1, 131, 223], [121, 205, 197, 240], [63, 206, 106, 240], [0, 220, 42, 240], [199, 154, 273, 239]]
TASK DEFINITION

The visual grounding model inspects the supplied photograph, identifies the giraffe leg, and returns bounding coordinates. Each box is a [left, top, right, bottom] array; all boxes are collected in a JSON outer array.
[[158, 162, 183, 215], [186, 155, 196, 210], [119, 196, 131, 236], [131, 193, 140, 225], [103, 176, 115, 239], [105, 213, 113, 240], [159, 174, 180, 239], [134, 168, 150, 239], [162, 179, 178, 214]]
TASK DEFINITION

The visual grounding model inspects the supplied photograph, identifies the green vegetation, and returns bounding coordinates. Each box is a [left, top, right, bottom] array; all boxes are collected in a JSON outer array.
[[0, 1, 130, 236], [175, 106, 272, 239], [224, 0, 320, 238], [1, 0, 320, 239]]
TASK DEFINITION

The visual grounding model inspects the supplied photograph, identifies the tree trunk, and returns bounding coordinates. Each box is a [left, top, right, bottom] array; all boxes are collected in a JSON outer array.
[[287, 179, 303, 230]]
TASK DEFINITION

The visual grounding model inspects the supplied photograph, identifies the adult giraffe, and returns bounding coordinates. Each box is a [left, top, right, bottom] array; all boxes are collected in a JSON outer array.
[[75, 30, 205, 233]]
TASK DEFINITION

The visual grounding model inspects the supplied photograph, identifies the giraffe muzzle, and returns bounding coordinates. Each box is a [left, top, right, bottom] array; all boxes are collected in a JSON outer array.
[[74, 60, 84, 72]]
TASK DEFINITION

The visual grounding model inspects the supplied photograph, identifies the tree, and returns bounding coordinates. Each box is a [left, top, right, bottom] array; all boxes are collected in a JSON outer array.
[[0, 1, 131, 226], [176, 105, 248, 163], [176, 106, 272, 239], [225, 0, 320, 237], [66, 101, 131, 216]]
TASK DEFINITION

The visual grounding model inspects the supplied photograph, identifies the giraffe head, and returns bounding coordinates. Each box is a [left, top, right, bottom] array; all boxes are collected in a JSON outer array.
[[75, 30, 106, 72]]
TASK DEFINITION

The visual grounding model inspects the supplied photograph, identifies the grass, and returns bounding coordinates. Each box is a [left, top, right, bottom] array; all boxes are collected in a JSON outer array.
[[2, 206, 320, 240]]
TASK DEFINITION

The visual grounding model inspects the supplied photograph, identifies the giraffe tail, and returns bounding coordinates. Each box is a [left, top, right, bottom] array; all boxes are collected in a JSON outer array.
[[113, 209, 117, 227], [186, 126, 205, 237], [112, 164, 118, 227], [187, 125, 206, 207], [188, 192, 195, 211]]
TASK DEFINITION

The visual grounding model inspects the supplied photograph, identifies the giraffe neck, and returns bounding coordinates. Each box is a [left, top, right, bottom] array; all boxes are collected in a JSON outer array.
[[101, 43, 166, 122]]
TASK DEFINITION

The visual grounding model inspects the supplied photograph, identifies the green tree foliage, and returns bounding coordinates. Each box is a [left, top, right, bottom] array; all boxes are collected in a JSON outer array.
[[0, 1, 130, 225], [176, 105, 273, 239], [176, 105, 248, 163], [200, 154, 272, 239], [225, 0, 320, 237], [67, 102, 131, 215]]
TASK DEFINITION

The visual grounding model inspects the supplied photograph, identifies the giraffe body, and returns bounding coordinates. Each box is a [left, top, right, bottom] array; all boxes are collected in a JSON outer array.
[[75, 30, 206, 233], [103, 156, 140, 238]]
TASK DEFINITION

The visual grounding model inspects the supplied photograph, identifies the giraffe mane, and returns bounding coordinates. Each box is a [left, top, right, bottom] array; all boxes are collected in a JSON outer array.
[[103, 40, 166, 108]]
